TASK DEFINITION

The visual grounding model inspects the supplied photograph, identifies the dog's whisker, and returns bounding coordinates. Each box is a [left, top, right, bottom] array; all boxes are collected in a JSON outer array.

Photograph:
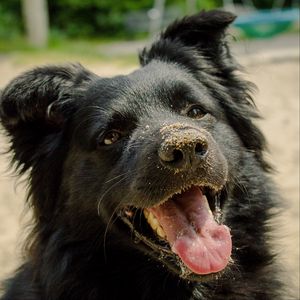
[[229, 174, 250, 198], [97, 175, 129, 217], [97, 166, 150, 221], [102, 201, 123, 262], [103, 170, 133, 184]]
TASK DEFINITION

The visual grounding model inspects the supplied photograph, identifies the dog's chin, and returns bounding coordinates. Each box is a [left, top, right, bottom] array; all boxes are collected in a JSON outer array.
[[117, 184, 231, 282]]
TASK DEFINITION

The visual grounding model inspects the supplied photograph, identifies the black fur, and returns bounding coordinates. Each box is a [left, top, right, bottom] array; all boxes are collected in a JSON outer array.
[[0, 10, 283, 300]]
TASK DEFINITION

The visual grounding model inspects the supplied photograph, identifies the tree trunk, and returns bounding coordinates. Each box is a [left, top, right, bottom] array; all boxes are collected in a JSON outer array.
[[22, 0, 49, 47], [148, 0, 166, 38]]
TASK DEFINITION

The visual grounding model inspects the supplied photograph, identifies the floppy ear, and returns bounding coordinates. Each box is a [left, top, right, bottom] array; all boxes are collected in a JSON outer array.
[[1, 64, 94, 128], [0, 64, 95, 171], [139, 10, 236, 71]]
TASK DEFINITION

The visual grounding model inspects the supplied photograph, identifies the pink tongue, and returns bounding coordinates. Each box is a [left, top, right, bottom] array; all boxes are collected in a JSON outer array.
[[148, 187, 232, 275]]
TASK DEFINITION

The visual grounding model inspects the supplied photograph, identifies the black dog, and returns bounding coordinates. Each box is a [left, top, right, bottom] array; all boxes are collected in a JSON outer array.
[[0, 10, 283, 300]]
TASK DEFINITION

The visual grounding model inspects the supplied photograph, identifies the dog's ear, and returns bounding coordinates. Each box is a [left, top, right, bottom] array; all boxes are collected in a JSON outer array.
[[1, 64, 94, 128], [160, 9, 235, 49], [0, 64, 95, 170], [139, 10, 236, 69]]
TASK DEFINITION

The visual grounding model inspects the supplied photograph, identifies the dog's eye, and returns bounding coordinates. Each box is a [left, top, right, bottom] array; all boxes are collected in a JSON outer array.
[[102, 131, 122, 145], [186, 106, 206, 119]]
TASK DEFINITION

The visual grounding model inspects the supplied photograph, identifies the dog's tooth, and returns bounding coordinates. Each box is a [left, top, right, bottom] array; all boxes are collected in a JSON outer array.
[[144, 210, 167, 239], [146, 212, 159, 229], [145, 211, 151, 220], [150, 222, 157, 230], [144, 210, 149, 218], [147, 212, 154, 224], [146, 212, 155, 228], [149, 212, 156, 222], [150, 216, 159, 230], [156, 226, 166, 238]]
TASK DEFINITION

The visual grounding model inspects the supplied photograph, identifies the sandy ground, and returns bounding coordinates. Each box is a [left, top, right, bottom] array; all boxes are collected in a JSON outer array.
[[0, 35, 299, 297]]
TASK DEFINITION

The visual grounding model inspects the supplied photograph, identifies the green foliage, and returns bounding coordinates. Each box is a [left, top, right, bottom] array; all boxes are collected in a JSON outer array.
[[48, 0, 154, 37], [196, 0, 222, 10], [2, 0, 294, 39], [0, 0, 223, 39], [47, 0, 224, 37], [0, 0, 23, 38]]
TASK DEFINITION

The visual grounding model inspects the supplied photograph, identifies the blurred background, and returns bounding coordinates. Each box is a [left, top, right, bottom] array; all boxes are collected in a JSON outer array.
[[0, 0, 299, 298]]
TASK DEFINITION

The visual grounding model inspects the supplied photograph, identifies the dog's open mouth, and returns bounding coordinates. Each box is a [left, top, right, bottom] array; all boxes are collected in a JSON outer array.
[[119, 185, 232, 280]]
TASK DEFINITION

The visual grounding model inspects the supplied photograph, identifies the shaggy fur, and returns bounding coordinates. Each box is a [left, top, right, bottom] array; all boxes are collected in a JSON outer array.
[[0, 10, 283, 300]]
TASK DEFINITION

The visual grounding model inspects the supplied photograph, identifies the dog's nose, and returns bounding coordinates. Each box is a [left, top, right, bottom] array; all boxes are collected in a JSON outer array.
[[158, 127, 208, 170]]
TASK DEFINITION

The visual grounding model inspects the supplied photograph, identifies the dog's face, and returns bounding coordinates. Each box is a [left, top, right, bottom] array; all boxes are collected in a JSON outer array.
[[0, 11, 266, 282], [64, 60, 241, 280]]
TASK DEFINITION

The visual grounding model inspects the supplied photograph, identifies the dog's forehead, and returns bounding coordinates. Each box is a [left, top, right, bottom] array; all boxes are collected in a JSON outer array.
[[127, 60, 191, 89], [88, 61, 209, 109]]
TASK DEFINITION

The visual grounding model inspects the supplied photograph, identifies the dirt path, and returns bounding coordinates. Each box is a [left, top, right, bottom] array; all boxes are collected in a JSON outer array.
[[0, 36, 299, 297]]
